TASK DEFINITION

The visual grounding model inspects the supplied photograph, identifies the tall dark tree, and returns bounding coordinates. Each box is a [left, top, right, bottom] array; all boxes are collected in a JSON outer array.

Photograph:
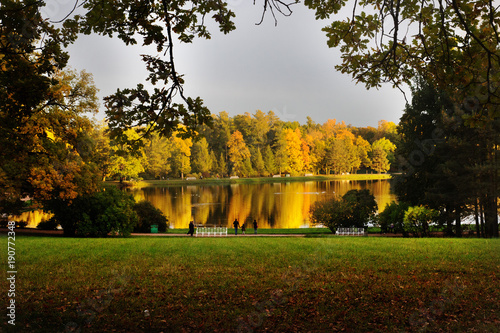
[[395, 80, 499, 237]]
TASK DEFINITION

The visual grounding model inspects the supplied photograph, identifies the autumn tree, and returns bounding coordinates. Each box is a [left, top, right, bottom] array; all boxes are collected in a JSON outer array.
[[273, 128, 289, 175], [327, 137, 358, 174], [372, 138, 396, 168], [284, 128, 305, 174], [1, 67, 101, 215], [168, 130, 193, 179], [370, 147, 390, 174], [143, 132, 171, 179], [355, 136, 372, 171], [228, 130, 251, 176], [191, 138, 212, 176], [88, 121, 112, 182], [109, 129, 145, 183]]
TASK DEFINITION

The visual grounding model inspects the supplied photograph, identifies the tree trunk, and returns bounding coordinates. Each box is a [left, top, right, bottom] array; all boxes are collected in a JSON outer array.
[[455, 206, 462, 238], [483, 194, 498, 238], [474, 198, 481, 238], [480, 202, 486, 238], [445, 203, 454, 236]]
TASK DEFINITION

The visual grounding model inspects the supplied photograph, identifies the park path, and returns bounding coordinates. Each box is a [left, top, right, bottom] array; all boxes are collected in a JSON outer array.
[[133, 232, 307, 237], [0, 228, 307, 237], [0, 228, 407, 237]]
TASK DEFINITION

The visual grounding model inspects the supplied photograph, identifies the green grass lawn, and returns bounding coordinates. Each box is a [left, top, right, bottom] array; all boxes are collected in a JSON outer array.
[[1, 235, 499, 332]]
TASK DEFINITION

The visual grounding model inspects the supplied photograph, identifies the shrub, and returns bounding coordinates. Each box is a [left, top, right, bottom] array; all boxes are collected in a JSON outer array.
[[310, 197, 351, 233], [133, 201, 168, 233], [342, 189, 378, 227], [403, 205, 439, 237], [46, 187, 138, 237], [379, 201, 410, 235], [36, 217, 59, 230], [310, 190, 378, 233]]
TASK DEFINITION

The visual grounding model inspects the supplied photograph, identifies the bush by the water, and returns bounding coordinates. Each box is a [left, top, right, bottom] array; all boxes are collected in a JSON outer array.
[[379, 201, 410, 235], [46, 187, 138, 237], [36, 217, 59, 230], [404, 205, 439, 237], [133, 200, 168, 233], [309, 189, 378, 232]]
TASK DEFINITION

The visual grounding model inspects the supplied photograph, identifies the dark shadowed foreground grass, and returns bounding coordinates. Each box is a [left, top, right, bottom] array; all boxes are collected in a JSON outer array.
[[1, 236, 499, 332]]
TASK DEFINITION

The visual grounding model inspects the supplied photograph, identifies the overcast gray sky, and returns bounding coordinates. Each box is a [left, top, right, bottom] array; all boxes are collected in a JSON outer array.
[[61, 2, 408, 128]]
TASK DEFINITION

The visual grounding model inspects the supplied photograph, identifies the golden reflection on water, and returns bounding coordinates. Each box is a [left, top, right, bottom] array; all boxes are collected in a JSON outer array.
[[12, 180, 396, 229], [130, 180, 397, 229], [11, 210, 53, 229]]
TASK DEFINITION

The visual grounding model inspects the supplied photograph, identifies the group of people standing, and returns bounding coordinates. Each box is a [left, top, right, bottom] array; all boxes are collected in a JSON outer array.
[[186, 219, 258, 236], [232, 219, 258, 235]]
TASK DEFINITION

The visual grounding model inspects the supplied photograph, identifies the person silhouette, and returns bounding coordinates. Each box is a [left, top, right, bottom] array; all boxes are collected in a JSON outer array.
[[253, 219, 258, 234], [233, 218, 240, 235], [187, 221, 195, 236]]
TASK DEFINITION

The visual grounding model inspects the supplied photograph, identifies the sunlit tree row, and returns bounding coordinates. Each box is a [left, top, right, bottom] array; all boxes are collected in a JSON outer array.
[[96, 111, 398, 181]]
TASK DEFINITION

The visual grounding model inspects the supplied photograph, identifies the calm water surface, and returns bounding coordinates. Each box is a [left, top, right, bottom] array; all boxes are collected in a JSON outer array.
[[17, 179, 396, 229], [129, 179, 396, 229]]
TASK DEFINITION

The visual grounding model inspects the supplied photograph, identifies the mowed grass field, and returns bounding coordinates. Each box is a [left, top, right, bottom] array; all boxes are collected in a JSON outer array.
[[1, 235, 499, 332]]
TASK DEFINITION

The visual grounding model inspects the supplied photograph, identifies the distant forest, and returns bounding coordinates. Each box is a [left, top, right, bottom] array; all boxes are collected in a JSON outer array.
[[95, 110, 399, 181]]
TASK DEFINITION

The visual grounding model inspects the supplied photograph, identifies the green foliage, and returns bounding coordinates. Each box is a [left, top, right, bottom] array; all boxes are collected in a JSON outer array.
[[109, 129, 145, 182], [310, 189, 378, 232], [370, 147, 390, 173], [309, 197, 352, 232], [342, 189, 378, 227], [191, 138, 212, 175], [143, 132, 171, 179], [217, 152, 228, 177], [133, 200, 168, 233], [379, 201, 410, 236], [252, 148, 266, 176], [64, 0, 238, 145], [394, 79, 499, 238], [36, 217, 59, 231], [1, 50, 101, 214], [46, 187, 138, 237], [404, 205, 439, 238], [306, 0, 500, 114]]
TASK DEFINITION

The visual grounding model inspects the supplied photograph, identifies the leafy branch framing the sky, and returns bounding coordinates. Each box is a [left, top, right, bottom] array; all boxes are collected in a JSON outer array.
[[305, 0, 499, 122]]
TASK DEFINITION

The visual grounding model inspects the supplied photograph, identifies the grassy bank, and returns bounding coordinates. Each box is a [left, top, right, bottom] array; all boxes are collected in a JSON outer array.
[[2, 235, 499, 332], [107, 173, 391, 188]]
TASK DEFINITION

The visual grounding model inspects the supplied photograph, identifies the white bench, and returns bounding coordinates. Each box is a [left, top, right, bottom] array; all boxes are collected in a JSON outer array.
[[336, 227, 366, 236], [196, 226, 228, 237]]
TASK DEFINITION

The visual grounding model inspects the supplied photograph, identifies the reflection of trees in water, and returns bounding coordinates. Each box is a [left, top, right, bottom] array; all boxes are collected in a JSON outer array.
[[12, 180, 396, 229]]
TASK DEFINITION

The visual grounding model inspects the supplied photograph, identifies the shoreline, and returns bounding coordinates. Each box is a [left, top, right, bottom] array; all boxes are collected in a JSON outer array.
[[106, 173, 392, 188]]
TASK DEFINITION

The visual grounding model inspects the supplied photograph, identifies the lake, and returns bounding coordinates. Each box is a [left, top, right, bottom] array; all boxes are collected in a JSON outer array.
[[16, 179, 396, 229], [128, 179, 396, 229]]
